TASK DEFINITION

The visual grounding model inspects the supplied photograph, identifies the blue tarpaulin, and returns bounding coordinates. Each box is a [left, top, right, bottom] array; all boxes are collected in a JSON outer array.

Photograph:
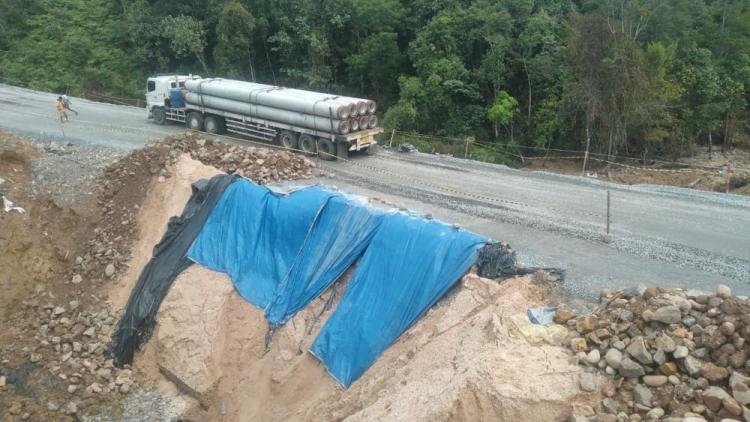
[[188, 180, 334, 308], [310, 213, 486, 387], [186, 179, 488, 387]]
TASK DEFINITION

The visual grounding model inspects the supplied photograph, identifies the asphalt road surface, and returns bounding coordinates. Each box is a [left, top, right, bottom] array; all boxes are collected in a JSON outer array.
[[2, 83, 748, 299]]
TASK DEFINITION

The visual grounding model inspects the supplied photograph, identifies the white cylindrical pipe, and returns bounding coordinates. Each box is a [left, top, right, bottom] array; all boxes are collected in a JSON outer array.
[[349, 117, 360, 131], [358, 115, 369, 131], [185, 79, 354, 120], [367, 115, 378, 129], [185, 92, 350, 134]]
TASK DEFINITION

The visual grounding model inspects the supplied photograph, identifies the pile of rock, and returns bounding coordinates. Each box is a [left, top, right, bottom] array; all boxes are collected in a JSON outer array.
[[3, 294, 133, 419], [561, 284, 750, 421], [163, 131, 315, 183]]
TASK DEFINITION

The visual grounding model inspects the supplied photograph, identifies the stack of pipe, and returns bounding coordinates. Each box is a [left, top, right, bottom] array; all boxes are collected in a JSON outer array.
[[184, 78, 377, 135]]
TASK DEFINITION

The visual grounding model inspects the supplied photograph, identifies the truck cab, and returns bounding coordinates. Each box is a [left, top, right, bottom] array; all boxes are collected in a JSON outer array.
[[145, 75, 198, 118]]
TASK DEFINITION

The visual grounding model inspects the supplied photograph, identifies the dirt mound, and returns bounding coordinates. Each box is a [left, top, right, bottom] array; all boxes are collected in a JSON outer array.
[[106, 152, 594, 421]]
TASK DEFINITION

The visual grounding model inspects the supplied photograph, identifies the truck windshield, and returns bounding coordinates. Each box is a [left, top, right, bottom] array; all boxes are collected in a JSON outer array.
[[147, 81, 155, 92]]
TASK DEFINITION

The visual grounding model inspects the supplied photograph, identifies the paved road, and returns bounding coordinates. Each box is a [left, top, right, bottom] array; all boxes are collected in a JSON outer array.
[[2, 83, 748, 299]]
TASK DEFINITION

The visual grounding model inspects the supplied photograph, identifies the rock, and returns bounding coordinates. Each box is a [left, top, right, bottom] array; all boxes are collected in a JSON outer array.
[[605, 348, 624, 369], [674, 345, 689, 359], [668, 375, 680, 385], [643, 375, 668, 387], [643, 287, 660, 300], [602, 397, 620, 414], [73, 342, 82, 353], [47, 401, 59, 411], [586, 349, 601, 365], [83, 327, 95, 337], [653, 349, 667, 365], [105, 263, 115, 278], [655, 334, 677, 353], [658, 362, 678, 376], [684, 355, 703, 376], [571, 337, 588, 353], [86, 382, 102, 394], [576, 315, 599, 334], [701, 362, 730, 383], [555, 307, 576, 324], [97, 368, 112, 379], [626, 336, 653, 365], [71, 274, 82, 284], [731, 378, 750, 405], [716, 284, 732, 298], [633, 384, 653, 407], [723, 396, 743, 416], [702, 386, 730, 412], [646, 407, 665, 420], [721, 321, 736, 336], [652, 305, 681, 324], [0, 376, 5, 387], [65, 401, 78, 415], [53, 306, 66, 316], [620, 357, 646, 378], [67, 384, 78, 393], [580, 371, 598, 392], [612, 340, 625, 350], [29, 353, 42, 363]]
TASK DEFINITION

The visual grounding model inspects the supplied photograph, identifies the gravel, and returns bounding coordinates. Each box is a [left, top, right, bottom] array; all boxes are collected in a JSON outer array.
[[30, 140, 125, 205]]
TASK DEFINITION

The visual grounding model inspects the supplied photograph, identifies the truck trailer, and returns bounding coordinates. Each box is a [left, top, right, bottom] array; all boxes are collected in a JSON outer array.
[[145, 75, 381, 160]]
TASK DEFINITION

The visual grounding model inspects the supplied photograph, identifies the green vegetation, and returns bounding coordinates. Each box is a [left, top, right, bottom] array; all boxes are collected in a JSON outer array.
[[1, 0, 748, 161]]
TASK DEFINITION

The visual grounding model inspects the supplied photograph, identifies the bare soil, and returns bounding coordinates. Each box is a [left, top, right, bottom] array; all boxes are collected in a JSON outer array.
[[521, 147, 750, 196]]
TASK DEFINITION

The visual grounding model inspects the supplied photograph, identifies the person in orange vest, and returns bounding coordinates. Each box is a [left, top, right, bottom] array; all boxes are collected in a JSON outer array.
[[56, 96, 68, 123]]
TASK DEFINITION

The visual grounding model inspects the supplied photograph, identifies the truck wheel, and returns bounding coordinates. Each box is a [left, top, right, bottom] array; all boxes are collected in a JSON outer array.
[[152, 107, 166, 125], [299, 134, 316, 156], [186, 112, 204, 131], [317, 138, 336, 161], [279, 131, 298, 150], [204, 115, 225, 134]]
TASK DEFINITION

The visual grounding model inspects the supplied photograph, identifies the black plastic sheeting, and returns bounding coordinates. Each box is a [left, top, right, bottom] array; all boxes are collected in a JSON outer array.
[[109, 174, 237, 367], [476, 242, 566, 280]]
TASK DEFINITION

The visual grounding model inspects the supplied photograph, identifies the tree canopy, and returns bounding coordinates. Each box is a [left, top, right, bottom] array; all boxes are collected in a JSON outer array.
[[1, 0, 748, 160]]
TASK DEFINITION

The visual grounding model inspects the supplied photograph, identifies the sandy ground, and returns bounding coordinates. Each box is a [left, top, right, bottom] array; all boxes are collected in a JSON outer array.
[[109, 153, 597, 421]]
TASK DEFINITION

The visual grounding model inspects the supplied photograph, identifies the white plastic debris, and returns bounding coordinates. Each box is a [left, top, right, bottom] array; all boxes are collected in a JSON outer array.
[[2, 195, 25, 213]]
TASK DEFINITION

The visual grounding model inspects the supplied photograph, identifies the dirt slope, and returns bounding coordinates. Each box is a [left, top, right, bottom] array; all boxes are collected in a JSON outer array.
[[110, 155, 595, 421]]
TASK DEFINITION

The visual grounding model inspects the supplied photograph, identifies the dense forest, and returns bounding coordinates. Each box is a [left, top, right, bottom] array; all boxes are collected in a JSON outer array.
[[1, 0, 749, 161]]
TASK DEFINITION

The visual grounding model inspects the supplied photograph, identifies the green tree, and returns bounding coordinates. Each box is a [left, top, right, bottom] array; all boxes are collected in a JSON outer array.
[[487, 90, 519, 140], [161, 15, 209, 75], [215, 0, 257, 80]]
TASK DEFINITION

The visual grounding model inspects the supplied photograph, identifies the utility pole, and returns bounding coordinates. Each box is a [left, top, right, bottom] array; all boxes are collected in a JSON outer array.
[[388, 129, 396, 148]]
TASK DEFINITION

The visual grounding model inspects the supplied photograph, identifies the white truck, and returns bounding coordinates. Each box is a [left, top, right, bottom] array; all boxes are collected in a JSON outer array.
[[145, 74, 381, 160]]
